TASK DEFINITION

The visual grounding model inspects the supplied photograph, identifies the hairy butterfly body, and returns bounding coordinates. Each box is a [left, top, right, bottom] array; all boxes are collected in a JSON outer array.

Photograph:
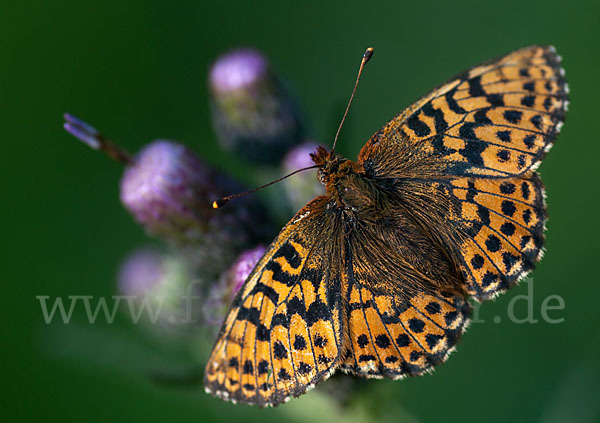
[[205, 45, 568, 406]]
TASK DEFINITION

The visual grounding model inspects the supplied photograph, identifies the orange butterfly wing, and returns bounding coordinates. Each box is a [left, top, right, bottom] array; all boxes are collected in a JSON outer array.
[[359, 45, 567, 179], [204, 197, 345, 406], [358, 45, 567, 300]]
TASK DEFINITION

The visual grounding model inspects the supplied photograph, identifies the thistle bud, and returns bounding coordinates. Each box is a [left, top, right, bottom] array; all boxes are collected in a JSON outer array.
[[119, 140, 213, 244], [119, 140, 273, 278], [64, 115, 273, 281], [203, 245, 267, 328], [282, 142, 325, 212], [209, 48, 305, 163], [117, 247, 203, 331]]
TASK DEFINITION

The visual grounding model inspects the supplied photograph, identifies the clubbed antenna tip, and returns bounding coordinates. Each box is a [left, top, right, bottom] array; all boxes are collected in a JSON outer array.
[[212, 199, 229, 209], [331, 47, 374, 153]]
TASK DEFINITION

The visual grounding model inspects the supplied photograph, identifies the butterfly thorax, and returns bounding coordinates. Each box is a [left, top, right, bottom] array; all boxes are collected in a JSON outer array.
[[311, 146, 388, 221]]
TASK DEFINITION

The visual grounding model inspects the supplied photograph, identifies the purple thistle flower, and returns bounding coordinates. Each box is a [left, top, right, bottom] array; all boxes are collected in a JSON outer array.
[[209, 48, 305, 163], [210, 49, 269, 94], [119, 140, 213, 244], [118, 140, 273, 279]]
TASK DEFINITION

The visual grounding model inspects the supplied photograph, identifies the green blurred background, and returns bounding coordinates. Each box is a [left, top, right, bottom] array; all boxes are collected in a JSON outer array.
[[3, 0, 599, 421]]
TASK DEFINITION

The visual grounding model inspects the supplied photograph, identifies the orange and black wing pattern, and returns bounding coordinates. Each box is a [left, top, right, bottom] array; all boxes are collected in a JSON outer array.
[[445, 171, 547, 300], [204, 197, 345, 406], [359, 45, 568, 179], [341, 284, 469, 378], [339, 220, 470, 378], [359, 45, 567, 301]]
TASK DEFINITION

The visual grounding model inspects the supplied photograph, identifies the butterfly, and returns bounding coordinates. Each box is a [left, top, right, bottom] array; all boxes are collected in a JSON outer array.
[[204, 45, 568, 406]]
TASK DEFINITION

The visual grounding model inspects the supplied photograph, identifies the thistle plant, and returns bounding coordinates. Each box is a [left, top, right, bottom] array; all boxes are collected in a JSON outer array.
[[209, 48, 305, 163], [62, 47, 393, 417]]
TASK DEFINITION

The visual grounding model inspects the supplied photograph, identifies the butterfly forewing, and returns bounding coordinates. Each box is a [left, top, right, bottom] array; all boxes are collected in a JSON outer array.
[[204, 197, 345, 406], [357, 45, 566, 302], [358, 45, 567, 179]]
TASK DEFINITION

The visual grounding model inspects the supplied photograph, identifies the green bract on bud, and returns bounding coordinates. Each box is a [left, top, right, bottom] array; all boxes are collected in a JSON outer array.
[[282, 142, 325, 212], [119, 140, 273, 278], [204, 245, 267, 329], [117, 247, 203, 332], [209, 48, 305, 163]]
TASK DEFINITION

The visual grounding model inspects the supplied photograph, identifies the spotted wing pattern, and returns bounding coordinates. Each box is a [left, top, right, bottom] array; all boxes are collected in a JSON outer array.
[[444, 171, 546, 300], [359, 45, 568, 179], [340, 282, 470, 378], [358, 45, 566, 302], [204, 197, 344, 406]]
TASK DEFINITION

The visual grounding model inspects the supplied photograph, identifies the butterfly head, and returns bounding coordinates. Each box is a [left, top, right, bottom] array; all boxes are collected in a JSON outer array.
[[310, 145, 368, 210]]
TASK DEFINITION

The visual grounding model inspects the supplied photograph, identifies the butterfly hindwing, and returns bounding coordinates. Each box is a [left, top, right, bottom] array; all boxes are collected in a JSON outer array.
[[446, 171, 546, 300], [341, 281, 470, 378], [359, 45, 567, 179], [338, 205, 471, 378], [204, 197, 344, 406]]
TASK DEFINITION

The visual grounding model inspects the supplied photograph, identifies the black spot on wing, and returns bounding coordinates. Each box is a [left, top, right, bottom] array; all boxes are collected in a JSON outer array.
[[521, 95, 535, 107], [375, 334, 391, 349], [396, 334, 411, 347], [359, 354, 376, 363], [237, 306, 260, 325], [256, 324, 270, 341], [408, 318, 425, 333], [474, 109, 492, 125], [297, 362, 312, 375], [485, 235, 501, 252], [497, 130, 511, 142], [314, 334, 327, 347], [523, 134, 536, 149], [504, 110, 523, 124], [257, 360, 269, 374], [306, 299, 331, 326], [500, 181, 516, 194], [487, 93, 504, 106], [278, 368, 291, 381], [357, 334, 368, 348], [243, 360, 254, 374], [458, 123, 487, 166], [293, 334, 307, 351], [273, 341, 288, 359]]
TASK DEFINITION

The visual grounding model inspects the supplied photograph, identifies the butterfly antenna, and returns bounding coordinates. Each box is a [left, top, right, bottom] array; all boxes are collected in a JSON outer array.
[[330, 47, 374, 154], [212, 164, 320, 209], [63, 113, 134, 165]]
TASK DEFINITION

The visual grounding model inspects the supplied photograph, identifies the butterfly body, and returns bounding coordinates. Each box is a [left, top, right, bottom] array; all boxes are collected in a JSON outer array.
[[205, 45, 568, 406]]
